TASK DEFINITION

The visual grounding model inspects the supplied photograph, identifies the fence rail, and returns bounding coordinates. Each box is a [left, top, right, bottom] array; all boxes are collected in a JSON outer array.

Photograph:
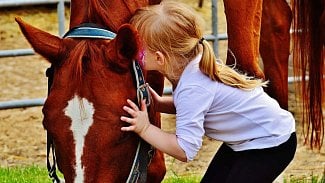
[[0, 75, 305, 110], [0, 0, 69, 7]]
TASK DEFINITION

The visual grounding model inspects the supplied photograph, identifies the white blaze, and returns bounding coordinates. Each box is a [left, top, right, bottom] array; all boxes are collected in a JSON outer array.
[[64, 95, 94, 183]]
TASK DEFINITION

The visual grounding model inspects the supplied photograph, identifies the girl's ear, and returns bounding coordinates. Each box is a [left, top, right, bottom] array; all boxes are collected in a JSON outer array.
[[155, 51, 166, 66]]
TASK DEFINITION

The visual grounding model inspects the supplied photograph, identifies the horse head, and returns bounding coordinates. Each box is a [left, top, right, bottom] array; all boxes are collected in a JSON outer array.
[[68, 0, 165, 99], [15, 1, 165, 181]]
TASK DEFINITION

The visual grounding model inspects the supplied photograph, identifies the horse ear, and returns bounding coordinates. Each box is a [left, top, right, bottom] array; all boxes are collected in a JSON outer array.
[[114, 24, 140, 67], [15, 17, 62, 63]]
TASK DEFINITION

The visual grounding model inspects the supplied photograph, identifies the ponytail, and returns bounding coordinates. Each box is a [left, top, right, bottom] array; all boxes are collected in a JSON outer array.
[[199, 39, 268, 90]]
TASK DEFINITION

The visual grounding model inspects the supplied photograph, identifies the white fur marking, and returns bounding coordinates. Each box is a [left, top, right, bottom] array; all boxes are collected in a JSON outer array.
[[64, 95, 94, 183]]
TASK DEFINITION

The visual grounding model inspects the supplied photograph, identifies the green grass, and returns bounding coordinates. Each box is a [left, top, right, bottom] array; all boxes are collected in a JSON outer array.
[[162, 175, 201, 183], [0, 165, 51, 183], [0, 166, 324, 183], [284, 175, 325, 183]]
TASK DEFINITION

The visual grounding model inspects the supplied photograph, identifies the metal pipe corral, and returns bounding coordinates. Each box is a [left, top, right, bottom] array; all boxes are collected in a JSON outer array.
[[0, 98, 45, 110], [0, 49, 34, 57], [0, 77, 301, 110], [0, 0, 70, 8]]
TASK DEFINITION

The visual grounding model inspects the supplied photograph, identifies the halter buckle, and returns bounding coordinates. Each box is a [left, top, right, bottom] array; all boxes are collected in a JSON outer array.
[[137, 83, 151, 107]]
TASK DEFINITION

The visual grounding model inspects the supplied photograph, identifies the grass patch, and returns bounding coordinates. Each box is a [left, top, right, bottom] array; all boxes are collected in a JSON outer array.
[[0, 166, 324, 183], [0, 165, 51, 183], [162, 175, 201, 183], [284, 175, 325, 183]]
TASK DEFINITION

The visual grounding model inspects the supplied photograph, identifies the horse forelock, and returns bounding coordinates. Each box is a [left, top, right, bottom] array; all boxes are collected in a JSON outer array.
[[63, 40, 105, 88]]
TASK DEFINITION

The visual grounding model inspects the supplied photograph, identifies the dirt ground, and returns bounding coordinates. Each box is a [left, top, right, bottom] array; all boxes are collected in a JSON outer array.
[[0, 1, 324, 181]]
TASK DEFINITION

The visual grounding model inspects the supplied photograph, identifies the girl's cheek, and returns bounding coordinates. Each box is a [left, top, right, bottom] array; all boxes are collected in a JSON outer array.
[[143, 61, 148, 70]]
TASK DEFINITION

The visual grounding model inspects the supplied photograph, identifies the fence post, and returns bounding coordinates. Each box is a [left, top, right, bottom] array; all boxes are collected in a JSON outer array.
[[211, 0, 218, 56], [57, 0, 66, 37]]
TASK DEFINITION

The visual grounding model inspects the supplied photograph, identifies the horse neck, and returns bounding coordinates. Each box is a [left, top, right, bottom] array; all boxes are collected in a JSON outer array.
[[69, 0, 151, 31]]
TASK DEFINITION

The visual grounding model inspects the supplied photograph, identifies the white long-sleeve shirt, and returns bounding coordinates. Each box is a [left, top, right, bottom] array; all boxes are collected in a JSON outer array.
[[173, 54, 295, 161]]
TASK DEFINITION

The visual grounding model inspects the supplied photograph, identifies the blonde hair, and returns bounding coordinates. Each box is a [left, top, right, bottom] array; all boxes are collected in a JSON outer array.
[[130, 1, 268, 90]]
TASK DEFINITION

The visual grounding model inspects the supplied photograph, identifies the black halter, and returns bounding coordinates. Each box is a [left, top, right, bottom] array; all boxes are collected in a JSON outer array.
[[46, 23, 153, 183]]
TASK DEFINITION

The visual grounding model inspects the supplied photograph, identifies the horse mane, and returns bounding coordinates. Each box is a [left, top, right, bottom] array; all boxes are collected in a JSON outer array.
[[292, 0, 324, 149]]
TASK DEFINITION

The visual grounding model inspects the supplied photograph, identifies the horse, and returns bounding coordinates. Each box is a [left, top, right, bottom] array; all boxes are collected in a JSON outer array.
[[200, 0, 324, 149], [16, 0, 166, 182]]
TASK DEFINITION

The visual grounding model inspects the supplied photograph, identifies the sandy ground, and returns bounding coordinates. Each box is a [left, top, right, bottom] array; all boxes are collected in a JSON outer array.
[[0, 1, 324, 181]]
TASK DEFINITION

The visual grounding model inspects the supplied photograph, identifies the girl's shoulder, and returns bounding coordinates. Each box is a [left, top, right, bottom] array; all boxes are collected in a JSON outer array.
[[174, 70, 219, 98], [174, 54, 220, 96]]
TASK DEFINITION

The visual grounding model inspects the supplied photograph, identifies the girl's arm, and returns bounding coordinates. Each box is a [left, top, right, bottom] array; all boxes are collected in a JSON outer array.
[[149, 86, 176, 114], [120, 99, 187, 162], [139, 123, 186, 162]]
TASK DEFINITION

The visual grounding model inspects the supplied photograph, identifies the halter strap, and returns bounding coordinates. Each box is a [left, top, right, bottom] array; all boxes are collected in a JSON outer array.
[[46, 24, 153, 183], [63, 23, 116, 39], [132, 61, 151, 107], [126, 61, 153, 183], [45, 67, 61, 183]]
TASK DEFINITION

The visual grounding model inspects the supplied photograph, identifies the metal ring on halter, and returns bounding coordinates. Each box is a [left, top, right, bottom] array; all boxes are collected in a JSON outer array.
[[137, 83, 151, 107]]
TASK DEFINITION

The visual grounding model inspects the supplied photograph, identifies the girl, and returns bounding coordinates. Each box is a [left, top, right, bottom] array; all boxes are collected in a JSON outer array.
[[120, 1, 296, 182]]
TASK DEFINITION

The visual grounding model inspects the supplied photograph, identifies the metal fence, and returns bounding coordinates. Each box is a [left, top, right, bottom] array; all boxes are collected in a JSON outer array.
[[0, 0, 69, 58], [0, 0, 226, 109]]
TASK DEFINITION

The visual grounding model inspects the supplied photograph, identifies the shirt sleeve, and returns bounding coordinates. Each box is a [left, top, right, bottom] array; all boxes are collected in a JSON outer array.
[[174, 85, 214, 161]]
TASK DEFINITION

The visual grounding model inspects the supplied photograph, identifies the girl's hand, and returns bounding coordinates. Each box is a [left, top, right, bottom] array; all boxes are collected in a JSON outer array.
[[149, 85, 176, 114], [120, 99, 150, 135], [121, 100, 187, 162], [148, 86, 162, 111]]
